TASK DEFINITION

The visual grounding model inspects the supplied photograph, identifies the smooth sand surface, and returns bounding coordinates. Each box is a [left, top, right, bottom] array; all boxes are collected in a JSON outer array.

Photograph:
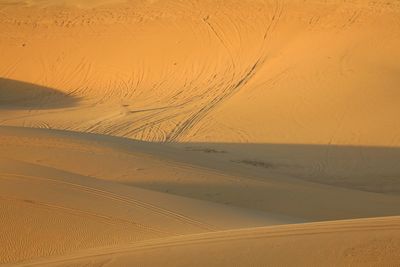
[[1, 0, 400, 266]]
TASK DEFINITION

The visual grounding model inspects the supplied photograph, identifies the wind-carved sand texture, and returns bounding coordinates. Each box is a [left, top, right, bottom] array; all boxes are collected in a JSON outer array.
[[1, 0, 400, 266]]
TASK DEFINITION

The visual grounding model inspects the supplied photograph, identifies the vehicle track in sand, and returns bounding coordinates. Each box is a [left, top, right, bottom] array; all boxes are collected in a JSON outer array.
[[0, 1, 288, 142], [16, 216, 400, 267], [0, 173, 217, 232]]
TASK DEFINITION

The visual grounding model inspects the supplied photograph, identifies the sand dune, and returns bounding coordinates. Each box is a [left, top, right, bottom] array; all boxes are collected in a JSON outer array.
[[1, 0, 400, 266], [14, 216, 400, 267], [1, 0, 399, 144], [1, 126, 400, 265], [0, 126, 299, 264]]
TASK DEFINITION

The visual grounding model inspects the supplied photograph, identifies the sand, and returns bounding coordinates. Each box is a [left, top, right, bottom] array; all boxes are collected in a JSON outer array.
[[1, 0, 400, 266], [15, 217, 400, 267]]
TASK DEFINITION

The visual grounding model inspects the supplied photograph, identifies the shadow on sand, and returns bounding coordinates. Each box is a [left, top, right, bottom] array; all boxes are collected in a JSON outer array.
[[0, 78, 79, 110], [123, 142, 400, 220], [1, 126, 400, 221], [165, 142, 400, 194]]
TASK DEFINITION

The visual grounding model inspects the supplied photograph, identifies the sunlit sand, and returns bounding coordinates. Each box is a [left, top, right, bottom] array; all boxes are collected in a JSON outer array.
[[1, 0, 400, 266]]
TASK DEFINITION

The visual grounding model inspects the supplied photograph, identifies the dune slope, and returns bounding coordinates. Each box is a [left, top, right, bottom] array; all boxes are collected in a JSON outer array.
[[14, 216, 400, 267], [0, 126, 299, 264], [1, 126, 400, 265], [0, 0, 399, 145]]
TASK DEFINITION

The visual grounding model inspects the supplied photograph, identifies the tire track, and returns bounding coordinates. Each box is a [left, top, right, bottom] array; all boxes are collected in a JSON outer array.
[[165, 1, 284, 142], [17, 216, 400, 267], [0, 173, 217, 231], [0, 195, 166, 236]]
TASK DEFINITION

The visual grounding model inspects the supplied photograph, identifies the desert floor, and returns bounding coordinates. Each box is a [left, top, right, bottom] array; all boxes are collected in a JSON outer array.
[[1, 0, 400, 266]]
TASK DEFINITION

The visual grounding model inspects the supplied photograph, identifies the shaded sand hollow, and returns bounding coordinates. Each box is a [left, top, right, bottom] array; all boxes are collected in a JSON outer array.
[[1, 0, 400, 266]]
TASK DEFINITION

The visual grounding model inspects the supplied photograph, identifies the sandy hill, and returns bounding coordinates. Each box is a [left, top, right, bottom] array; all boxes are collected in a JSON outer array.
[[15, 217, 400, 267], [1, 0, 400, 266], [1, 0, 399, 145], [1, 126, 400, 265]]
